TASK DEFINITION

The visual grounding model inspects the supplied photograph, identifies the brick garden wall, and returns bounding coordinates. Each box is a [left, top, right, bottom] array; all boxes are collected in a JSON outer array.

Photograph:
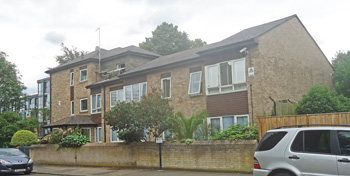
[[30, 140, 257, 172]]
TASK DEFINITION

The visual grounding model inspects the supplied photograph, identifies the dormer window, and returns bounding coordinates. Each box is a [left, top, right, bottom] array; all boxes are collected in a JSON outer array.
[[116, 64, 125, 71]]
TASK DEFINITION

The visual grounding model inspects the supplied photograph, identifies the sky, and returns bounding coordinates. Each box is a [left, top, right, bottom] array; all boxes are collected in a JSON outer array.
[[1, 0, 349, 94]]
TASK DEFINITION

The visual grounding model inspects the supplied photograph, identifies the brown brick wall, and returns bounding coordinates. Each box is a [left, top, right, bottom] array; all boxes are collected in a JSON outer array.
[[247, 17, 334, 120]]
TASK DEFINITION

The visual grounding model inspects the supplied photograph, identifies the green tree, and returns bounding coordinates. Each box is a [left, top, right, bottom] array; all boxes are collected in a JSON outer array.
[[55, 43, 87, 65], [295, 85, 350, 114], [0, 51, 26, 112], [332, 50, 350, 98], [139, 22, 207, 55], [105, 89, 173, 142], [168, 110, 207, 140]]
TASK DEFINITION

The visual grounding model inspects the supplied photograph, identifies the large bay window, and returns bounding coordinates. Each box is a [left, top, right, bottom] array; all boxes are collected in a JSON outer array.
[[205, 58, 246, 95], [207, 115, 249, 132], [161, 78, 171, 98], [91, 94, 101, 114], [123, 82, 147, 103]]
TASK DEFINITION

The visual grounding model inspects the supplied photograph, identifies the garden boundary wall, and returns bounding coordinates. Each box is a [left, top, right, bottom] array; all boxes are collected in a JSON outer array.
[[30, 140, 257, 172], [258, 112, 350, 139]]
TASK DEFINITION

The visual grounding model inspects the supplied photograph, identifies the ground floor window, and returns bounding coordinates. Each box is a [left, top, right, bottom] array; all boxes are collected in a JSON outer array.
[[95, 127, 102, 143], [81, 128, 91, 141], [207, 114, 249, 132], [110, 127, 124, 142]]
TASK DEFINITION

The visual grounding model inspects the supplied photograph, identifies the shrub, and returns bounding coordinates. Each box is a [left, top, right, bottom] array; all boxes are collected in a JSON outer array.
[[211, 124, 259, 141], [59, 134, 89, 148], [118, 130, 145, 142], [10, 130, 37, 146]]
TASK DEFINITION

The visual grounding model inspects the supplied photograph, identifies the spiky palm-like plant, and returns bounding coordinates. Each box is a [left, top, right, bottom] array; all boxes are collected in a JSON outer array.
[[169, 110, 207, 139]]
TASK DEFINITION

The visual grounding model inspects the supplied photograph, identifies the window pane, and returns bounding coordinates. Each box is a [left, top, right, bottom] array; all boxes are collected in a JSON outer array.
[[125, 86, 131, 102], [92, 95, 96, 109], [117, 90, 124, 102], [233, 59, 246, 84], [110, 91, 117, 107], [81, 99, 87, 111], [99, 128, 102, 142], [132, 84, 140, 102], [210, 118, 221, 133], [208, 65, 218, 88], [304, 130, 331, 154], [71, 101, 74, 115], [70, 72, 74, 85], [208, 87, 219, 94], [81, 129, 90, 141], [81, 70, 87, 81], [140, 83, 147, 97], [220, 62, 233, 86], [237, 116, 248, 125], [97, 94, 101, 108], [189, 72, 201, 94], [257, 132, 288, 151], [223, 116, 234, 130], [111, 129, 119, 142], [162, 79, 171, 98], [338, 131, 350, 155]]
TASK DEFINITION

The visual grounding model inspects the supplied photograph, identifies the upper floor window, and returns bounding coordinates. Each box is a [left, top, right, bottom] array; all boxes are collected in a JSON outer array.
[[38, 82, 43, 96], [205, 58, 246, 95], [70, 72, 74, 86], [123, 82, 147, 103], [161, 77, 171, 98], [110, 89, 123, 109], [188, 71, 202, 95], [80, 69, 87, 82], [116, 64, 125, 71], [44, 80, 50, 93], [80, 98, 88, 112], [91, 94, 101, 114]]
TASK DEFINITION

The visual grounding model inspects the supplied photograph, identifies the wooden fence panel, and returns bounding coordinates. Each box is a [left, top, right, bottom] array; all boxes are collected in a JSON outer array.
[[258, 112, 350, 139]]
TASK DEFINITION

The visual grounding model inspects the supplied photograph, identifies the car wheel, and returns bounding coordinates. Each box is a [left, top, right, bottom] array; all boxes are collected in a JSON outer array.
[[272, 171, 295, 176], [24, 171, 31, 175]]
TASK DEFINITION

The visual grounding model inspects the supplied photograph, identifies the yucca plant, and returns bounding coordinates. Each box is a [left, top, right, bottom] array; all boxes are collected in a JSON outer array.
[[168, 110, 207, 139]]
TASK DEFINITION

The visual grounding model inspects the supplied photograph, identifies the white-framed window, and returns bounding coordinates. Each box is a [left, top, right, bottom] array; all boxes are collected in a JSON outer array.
[[70, 72, 74, 86], [91, 94, 101, 114], [70, 101, 74, 115], [161, 77, 171, 98], [207, 114, 249, 132], [81, 128, 91, 141], [110, 89, 124, 109], [123, 82, 147, 103], [205, 58, 246, 95], [95, 127, 102, 143], [188, 71, 202, 94], [110, 127, 124, 142], [80, 69, 88, 82], [80, 98, 88, 112]]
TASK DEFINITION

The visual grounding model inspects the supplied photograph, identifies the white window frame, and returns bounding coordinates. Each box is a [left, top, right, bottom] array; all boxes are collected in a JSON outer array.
[[81, 128, 91, 141], [188, 71, 202, 95], [70, 101, 74, 115], [123, 82, 147, 102], [110, 89, 124, 109], [161, 77, 171, 99], [80, 69, 88, 82], [207, 114, 249, 132], [70, 72, 74, 86], [110, 127, 124, 143], [91, 94, 101, 114], [80, 98, 88, 112], [95, 127, 102, 143], [205, 58, 246, 95]]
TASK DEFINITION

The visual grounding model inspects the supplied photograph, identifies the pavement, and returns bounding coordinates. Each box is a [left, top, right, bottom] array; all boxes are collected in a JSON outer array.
[[32, 165, 252, 176]]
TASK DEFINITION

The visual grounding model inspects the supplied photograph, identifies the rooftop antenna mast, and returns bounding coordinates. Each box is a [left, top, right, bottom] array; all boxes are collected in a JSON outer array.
[[96, 27, 101, 72]]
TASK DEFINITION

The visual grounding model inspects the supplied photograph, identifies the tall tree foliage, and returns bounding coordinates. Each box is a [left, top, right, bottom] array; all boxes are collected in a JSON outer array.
[[139, 22, 207, 55], [295, 85, 350, 114], [55, 43, 87, 65], [332, 50, 350, 98], [0, 112, 39, 147], [105, 89, 173, 142], [0, 51, 26, 112]]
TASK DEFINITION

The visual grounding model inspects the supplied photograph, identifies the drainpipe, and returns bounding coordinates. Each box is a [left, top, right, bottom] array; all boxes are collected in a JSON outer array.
[[103, 86, 106, 143], [269, 96, 277, 116]]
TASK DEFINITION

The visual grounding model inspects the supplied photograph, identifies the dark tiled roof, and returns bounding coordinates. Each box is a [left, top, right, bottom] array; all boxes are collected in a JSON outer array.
[[44, 115, 98, 128], [46, 46, 159, 74], [121, 15, 296, 77]]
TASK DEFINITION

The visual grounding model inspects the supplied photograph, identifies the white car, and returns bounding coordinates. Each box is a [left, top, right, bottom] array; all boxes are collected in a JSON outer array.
[[253, 126, 350, 176]]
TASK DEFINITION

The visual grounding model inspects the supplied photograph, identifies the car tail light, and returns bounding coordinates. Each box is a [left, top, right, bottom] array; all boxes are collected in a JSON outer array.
[[254, 157, 261, 169]]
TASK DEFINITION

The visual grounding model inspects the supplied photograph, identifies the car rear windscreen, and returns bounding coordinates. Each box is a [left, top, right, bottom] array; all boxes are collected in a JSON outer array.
[[256, 131, 287, 151]]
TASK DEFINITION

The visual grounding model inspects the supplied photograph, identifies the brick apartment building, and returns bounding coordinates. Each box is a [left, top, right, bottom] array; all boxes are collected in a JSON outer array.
[[45, 15, 333, 143]]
